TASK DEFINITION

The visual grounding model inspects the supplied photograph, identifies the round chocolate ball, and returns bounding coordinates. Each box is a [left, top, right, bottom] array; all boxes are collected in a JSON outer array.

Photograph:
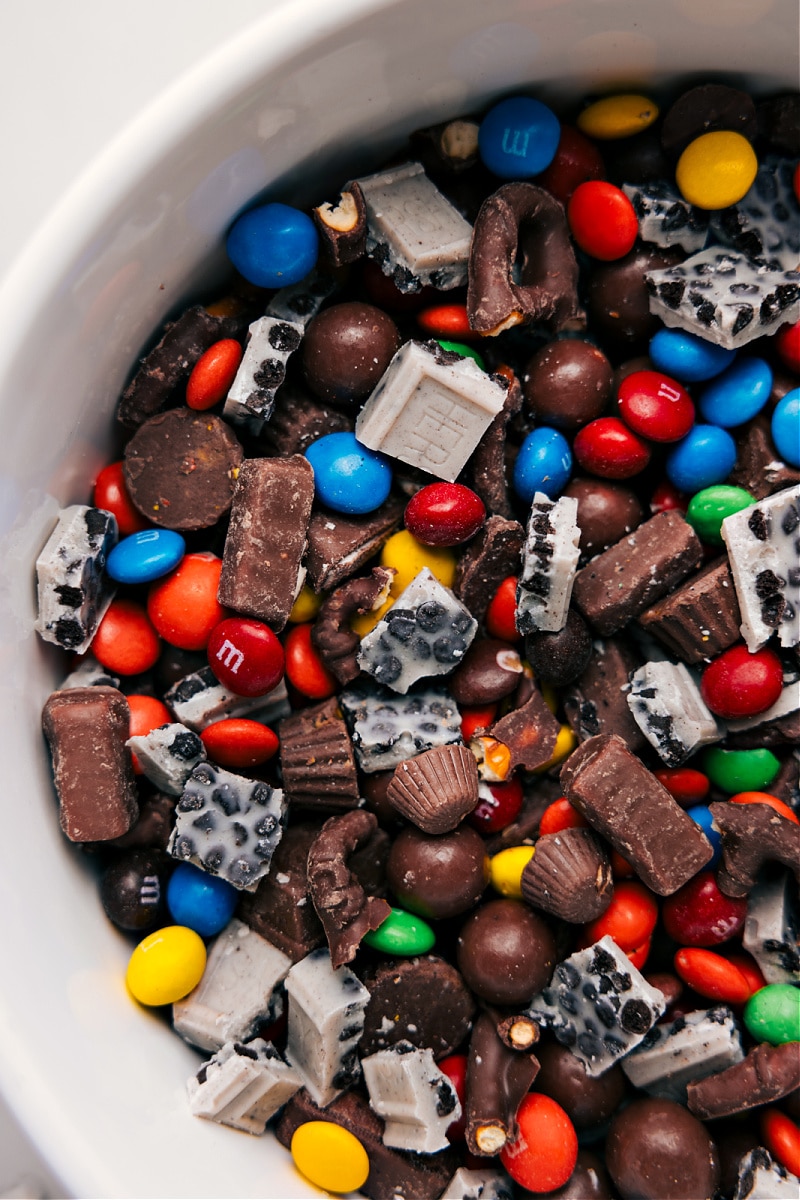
[[449, 638, 524, 706], [606, 1097, 720, 1200], [456, 898, 556, 1006], [661, 84, 758, 159], [534, 1041, 626, 1129], [387, 825, 488, 919], [360, 770, 403, 826], [585, 245, 683, 352], [99, 849, 171, 931], [523, 340, 613, 430], [525, 608, 593, 686], [562, 476, 644, 557], [517, 1150, 616, 1199], [302, 301, 400, 403]]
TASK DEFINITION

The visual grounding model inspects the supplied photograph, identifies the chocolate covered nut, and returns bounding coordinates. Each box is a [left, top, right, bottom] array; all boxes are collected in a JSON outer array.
[[524, 609, 593, 687], [305, 498, 405, 593], [586, 243, 683, 350], [467, 183, 581, 336], [302, 302, 400, 404], [35, 505, 118, 653], [687, 1040, 800, 1120], [187, 1039, 301, 1135], [313, 181, 367, 267], [237, 824, 325, 961], [387, 743, 479, 834], [489, 685, 560, 773], [605, 1097, 720, 1200], [218, 455, 314, 632], [563, 637, 646, 751], [465, 1012, 539, 1156], [359, 956, 476, 1059], [457, 898, 556, 1007], [560, 734, 713, 895], [411, 117, 481, 174], [123, 407, 243, 531], [278, 697, 360, 810], [572, 511, 703, 637], [454, 514, 524, 621], [449, 638, 524, 706], [661, 84, 758, 158], [562, 477, 644, 559], [42, 686, 138, 842], [622, 1006, 744, 1105], [362, 1042, 461, 1153], [516, 493, 580, 635], [386, 825, 488, 920], [638, 557, 742, 665], [312, 567, 395, 685], [521, 828, 613, 924], [522, 340, 613, 431], [626, 659, 722, 766], [534, 1041, 626, 1130], [307, 810, 392, 968], [709, 800, 800, 898]]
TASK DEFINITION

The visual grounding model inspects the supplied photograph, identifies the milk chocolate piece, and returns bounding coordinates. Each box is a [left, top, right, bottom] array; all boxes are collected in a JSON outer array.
[[462, 369, 521, 519], [465, 1012, 539, 1156], [586, 244, 683, 351], [638, 557, 742, 665], [450, 638, 524, 707], [728, 415, 800, 501], [521, 828, 613, 924], [123, 408, 243, 531], [457, 899, 557, 1008], [560, 734, 713, 895], [42, 687, 138, 842], [524, 609, 593, 688], [687, 1041, 800, 1119], [307, 810, 392, 968], [387, 743, 479, 834], [454, 515, 524, 621], [709, 800, 800, 898], [305, 498, 405, 592], [312, 567, 395, 685], [302, 301, 401, 405], [489, 685, 560, 773], [535, 1042, 626, 1131], [313, 181, 368, 267], [262, 380, 353, 457], [523, 340, 613, 432], [563, 637, 647, 752], [386, 825, 488, 920], [359, 956, 476, 1059], [572, 511, 703, 636], [605, 1097, 720, 1200], [278, 697, 360, 810], [467, 183, 581, 335], [238, 824, 325, 961]]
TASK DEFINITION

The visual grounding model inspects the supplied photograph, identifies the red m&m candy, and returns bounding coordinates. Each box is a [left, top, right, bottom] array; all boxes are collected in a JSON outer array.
[[485, 576, 521, 642], [573, 417, 651, 479], [207, 617, 284, 696], [404, 483, 486, 546], [662, 871, 747, 947], [617, 370, 695, 442], [500, 1093, 578, 1192], [567, 181, 638, 261], [539, 124, 605, 205], [468, 777, 524, 835], [700, 644, 784, 720], [186, 339, 243, 410]]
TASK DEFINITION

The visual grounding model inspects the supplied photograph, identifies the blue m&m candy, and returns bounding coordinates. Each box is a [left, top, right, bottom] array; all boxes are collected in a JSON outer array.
[[649, 329, 735, 383], [227, 201, 318, 288], [686, 804, 722, 867], [166, 862, 238, 938], [771, 388, 800, 467], [512, 427, 572, 503], [698, 357, 772, 428], [107, 528, 185, 584], [666, 424, 737, 493], [305, 431, 393, 514], [479, 96, 560, 178]]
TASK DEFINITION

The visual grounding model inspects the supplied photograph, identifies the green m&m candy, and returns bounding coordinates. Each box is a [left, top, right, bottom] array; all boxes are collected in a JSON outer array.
[[437, 341, 486, 370], [686, 485, 755, 544], [744, 983, 800, 1045], [363, 907, 435, 956], [703, 747, 781, 793]]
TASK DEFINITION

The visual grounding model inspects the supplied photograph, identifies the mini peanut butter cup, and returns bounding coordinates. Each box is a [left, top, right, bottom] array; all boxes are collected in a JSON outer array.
[[386, 743, 479, 834]]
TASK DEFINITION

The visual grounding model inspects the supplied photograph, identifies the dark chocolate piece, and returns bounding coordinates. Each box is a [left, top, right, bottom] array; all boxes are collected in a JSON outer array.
[[359, 956, 476, 1059], [709, 800, 800, 898], [462, 368, 521, 519], [123, 407, 243, 531], [465, 1012, 539, 1155], [386, 824, 488, 920], [489, 684, 561, 773], [453, 514, 524, 621], [728, 415, 800, 500], [312, 567, 395, 685], [524, 609, 594, 687], [218, 455, 314, 631], [560, 734, 713, 895], [278, 697, 360, 810], [108, 789, 176, 852], [572, 511, 703, 636], [386, 744, 479, 834], [757, 93, 800, 155], [302, 301, 400, 404], [563, 636, 647, 752], [534, 1040, 627, 1130], [457, 898, 557, 1007], [261, 381, 353, 457], [467, 183, 581, 336], [605, 1097, 720, 1200], [521, 828, 613, 923], [312, 181, 368, 267], [305, 498, 405, 592], [42, 686, 139, 842], [523, 340, 612, 431], [661, 84, 758, 158], [563, 477, 644, 560], [307, 809, 392, 968], [687, 1041, 800, 1119], [449, 638, 524, 706], [638, 557, 742, 665]]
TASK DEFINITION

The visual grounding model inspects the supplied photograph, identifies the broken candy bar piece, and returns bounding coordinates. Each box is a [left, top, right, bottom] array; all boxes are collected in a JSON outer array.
[[284, 946, 370, 1107], [563, 636, 647, 752], [238, 824, 325, 962], [638, 557, 742, 665], [489, 685, 560, 773], [278, 697, 360, 810], [187, 1038, 301, 1134], [516, 492, 580, 635], [359, 955, 476, 1059], [173, 919, 291, 1052], [126, 722, 206, 795], [467, 182, 581, 335], [387, 743, 479, 834], [35, 505, 117, 653], [623, 181, 709, 253], [305, 499, 404, 592], [709, 800, 800, 898], [626, 659, 722, 766], [520, 827, 613, 924], [734, 1148, 800, 1200], [573, 510, 703, 636], [313, 182, 367, 267], [223, 315, 303, 432], [645, 247, 800, 350], [560, 733, 713, 895], [721, 483, 800, 652], [439, 1168, 513, 1200], [728, 415, 800, 501], [219, 455, 314, 632], [164, 666, 289, 732], [462, 370, 522, 520], [167, 762, 286, 891], [312, 567, 395, 685], [359, 567, 477, 693], [454, 515, 524, 621], [687, 1040, 800, 1120], [526, 935, 666, 1077], [362, 1042, 461, 1154], [262, 379, 353, 458], [711, 156, 800, 269], [307, 810, 391, 967], [42, 686, 138, 842], [623, 1006, 743, 1105], [743, 873, 800, 984], [355, 161, 472, 292], [465, 1013, 539, 1156]]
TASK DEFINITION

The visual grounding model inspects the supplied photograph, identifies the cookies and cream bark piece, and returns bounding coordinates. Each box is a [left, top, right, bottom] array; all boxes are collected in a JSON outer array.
[[340, 683, 462, 773], [711, 156, 800, 269], [439, 1168, 513, 1200], [355, 341, 507, 482], [285, 947, 370, 1107], [742, 872, 800, 984], [623, 182, 709, 253], [164, 666, 289, 732], [362, 1042, 461, 1153], [173, 920, 291, 1052], [358, 567, 477, 693], [265, 267, 337, 326], [187, 1039, 301, 1134], [167, 763, 286, 891], [126, 722, 206, 795], [60, 656, 119, 690], [223, 315, 303, 431], [721, 484, 800, 651], [734, 1149, 800, 1200], [355, 161, 472, 292], [622, 1007, 743, 1104], [626, 660, 723, 766], [516, 492, 580, 634], [35, 505, 117, 653]]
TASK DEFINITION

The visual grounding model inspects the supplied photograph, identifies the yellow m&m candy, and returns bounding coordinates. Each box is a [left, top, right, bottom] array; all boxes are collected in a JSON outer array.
[[577, 93, 659, 139], [291, 1120, 370, 1193], [676, 131, 758, 209], [126, 925, 206, 1006]]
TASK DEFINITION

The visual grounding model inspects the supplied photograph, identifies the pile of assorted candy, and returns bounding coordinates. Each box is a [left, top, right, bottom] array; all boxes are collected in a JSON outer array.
[[36, 80, 800, 1200]]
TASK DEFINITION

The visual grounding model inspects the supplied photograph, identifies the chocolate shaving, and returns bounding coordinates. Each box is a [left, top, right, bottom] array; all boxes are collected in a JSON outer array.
[[687, 1041, 800, 1119], [465, 1012, 539, 1156], [312, 567, 395, 684], [521, 827, 614, 923], [489, 683, 560, 773], [709, 801, 800, 898], [387, 744, 480, 834]]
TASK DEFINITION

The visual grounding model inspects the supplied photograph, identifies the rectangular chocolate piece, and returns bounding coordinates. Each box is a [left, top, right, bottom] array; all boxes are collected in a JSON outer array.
[[42, 686, 138, 842], [219, 456, 314, 631], [238, 824, 326, 962], [573, 511, 703, 636], [305, 498, 404, 592], [560, 733, 713, 895], [563, 637, 647, 753], [638, 557, 741, 665]]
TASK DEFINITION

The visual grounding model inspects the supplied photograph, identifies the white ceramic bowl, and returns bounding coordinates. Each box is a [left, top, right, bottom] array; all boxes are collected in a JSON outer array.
[[0, 1, 797, 1195]]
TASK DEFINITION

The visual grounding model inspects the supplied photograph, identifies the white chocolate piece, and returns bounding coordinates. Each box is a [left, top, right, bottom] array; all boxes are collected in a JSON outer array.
[[623, 182, 708, 253], [711, 157, 800, 270], [223, 315, 304, 431], [60, 656, 119, 690], [627, 660, 723, 766], [743, 873, 800, 985], [439, 1168, 514, 1200], [362, 1042, 461, 1154], [358, 567, 477, 693], [516, 492, 580, 634], [126, 722, 206, 795], [265, 267, 337, 327], [721, 485, 800, 651], [622, 1006, 744, 1104], [355, 161, 472, 292], [173, 920, 291, 1052], [339, 682, 462, 773], [355, 341, 506, 482], [734, 1149, 800, 1200], [187, 1039, 301, 1134], [285, 947, 370, 1107], [164, 666, 290, 731], [34, 505, 117, 653]]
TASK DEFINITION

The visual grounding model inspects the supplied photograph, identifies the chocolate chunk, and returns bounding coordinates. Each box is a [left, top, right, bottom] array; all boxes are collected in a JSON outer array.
[[312, 567, 395, 685], [307, 810, 392, 968], [661, 84, 758, 158], [449, 638, 524, 706], [386, 824, 488, 920], [729, 416, 800, 500], [757, 94, 800, 155], [312, 181, 368, 267], [572, 511, 703, 636], [305, 498, 405, 592], [521, 828, 613, 924], [687, 1041, 800, 1120], [523, 340, 613, 431], [462, 369, 521, 519], [534, 1041, 626, 1130], [123, 407, 243, 530], [453, 514, 524, 621], [386, 743, 479, 834], [358, 956, 476, 1059], [489, 684, 561, 773], [108, 790, 176, 852], [563, 477, 644, 560], [457, 898, 557, 1007], [586, 243, 683, 351], [605, 1097, 720, 1200], [278, 697, 360, 810], [262, 380, 354, 457], [638, 557, 742, 665], [42, 687, 138, 842], [467, 183, 581, 335], [525, 609, 593, 687], [709, 800, 800, 898], [237, 824, 325, 961], [302, 301, 400, 404], [465, 1012, 539, 1156], [563, 636, 647, 752], [560, 734, 713, 895]]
